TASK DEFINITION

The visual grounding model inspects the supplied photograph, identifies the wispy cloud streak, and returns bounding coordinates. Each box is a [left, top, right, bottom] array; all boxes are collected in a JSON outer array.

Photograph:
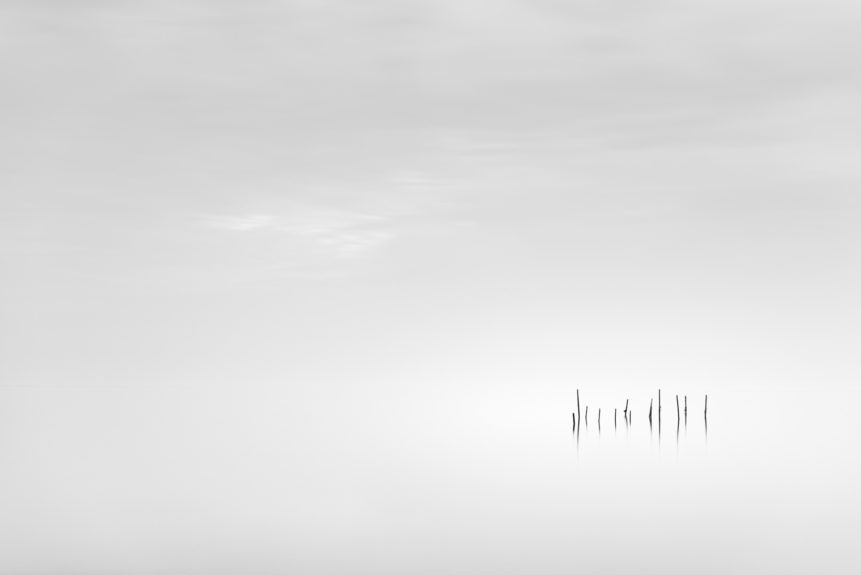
[[201, 206, 395, 259]]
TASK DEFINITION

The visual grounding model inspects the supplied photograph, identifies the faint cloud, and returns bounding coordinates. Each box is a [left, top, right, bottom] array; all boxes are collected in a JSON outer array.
[[201, 206, 394, 258], [278, 208, 383, 237], [317, 230, 394, 256], [203, 214, 277, 231], [278, 208, 392, 257]]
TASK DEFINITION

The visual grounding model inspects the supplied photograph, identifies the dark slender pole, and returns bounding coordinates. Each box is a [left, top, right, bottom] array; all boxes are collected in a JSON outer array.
[[684, 395, 687, 415], [577, 389, 581, 428], [598, 408, 601, 431], [624, 399, 629, 420], [649, 398, 653, 425], [676, 394, 680, 422], [658, 389, 662, 418], [585, 406, 588, 426], [705, 394, 708, 418], [572, 412, 576, 430], [614, 408, 617, 428]]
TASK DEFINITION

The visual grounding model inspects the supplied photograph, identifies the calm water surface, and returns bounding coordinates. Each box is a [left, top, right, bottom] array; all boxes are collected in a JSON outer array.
[[1, 387, 859, 574]]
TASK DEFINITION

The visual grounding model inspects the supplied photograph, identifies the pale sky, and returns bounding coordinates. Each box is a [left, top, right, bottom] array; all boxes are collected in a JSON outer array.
[[3, 0, 861, 391]]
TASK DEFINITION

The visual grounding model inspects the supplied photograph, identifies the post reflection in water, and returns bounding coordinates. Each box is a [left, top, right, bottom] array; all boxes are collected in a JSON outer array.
[[569, 393, 712, 453]]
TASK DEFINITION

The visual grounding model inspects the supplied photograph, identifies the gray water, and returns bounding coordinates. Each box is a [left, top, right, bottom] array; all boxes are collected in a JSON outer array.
[[1, 386, 858, 574]]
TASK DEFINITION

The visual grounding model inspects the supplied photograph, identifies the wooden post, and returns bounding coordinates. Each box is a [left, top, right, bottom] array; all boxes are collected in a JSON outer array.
[[676, 395, 680, 421], [705, 394, 708, 417], [624, 399, 629, 420], [649, 398, 653, 424], [598, 408, 601, 431], [577, 389, 581, 428], [572, 412, 576, 430], [585, 406, 588, 426]]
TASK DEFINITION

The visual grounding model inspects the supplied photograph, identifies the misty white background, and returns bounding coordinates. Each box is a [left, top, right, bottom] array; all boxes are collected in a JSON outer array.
[[2, 1, 860, 573]]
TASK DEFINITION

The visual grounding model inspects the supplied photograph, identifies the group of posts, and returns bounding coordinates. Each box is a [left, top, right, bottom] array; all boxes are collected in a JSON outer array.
[[572, 389, 708, 432]]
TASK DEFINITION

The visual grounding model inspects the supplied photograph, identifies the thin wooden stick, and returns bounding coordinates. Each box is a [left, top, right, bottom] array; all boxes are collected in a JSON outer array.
[[572, 412, 576, 430], [676, 394, 680, 421], [577, 389, 581, 428], [585, 406, 589, 426], [705, 394, 708, 417], [624, 399, 629, 419], [649, 398, 653, 424]]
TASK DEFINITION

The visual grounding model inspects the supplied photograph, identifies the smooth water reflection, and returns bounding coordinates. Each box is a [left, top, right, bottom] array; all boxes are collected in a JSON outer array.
[[563, 390, 858, 574], [0, 387, 859, 574]]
